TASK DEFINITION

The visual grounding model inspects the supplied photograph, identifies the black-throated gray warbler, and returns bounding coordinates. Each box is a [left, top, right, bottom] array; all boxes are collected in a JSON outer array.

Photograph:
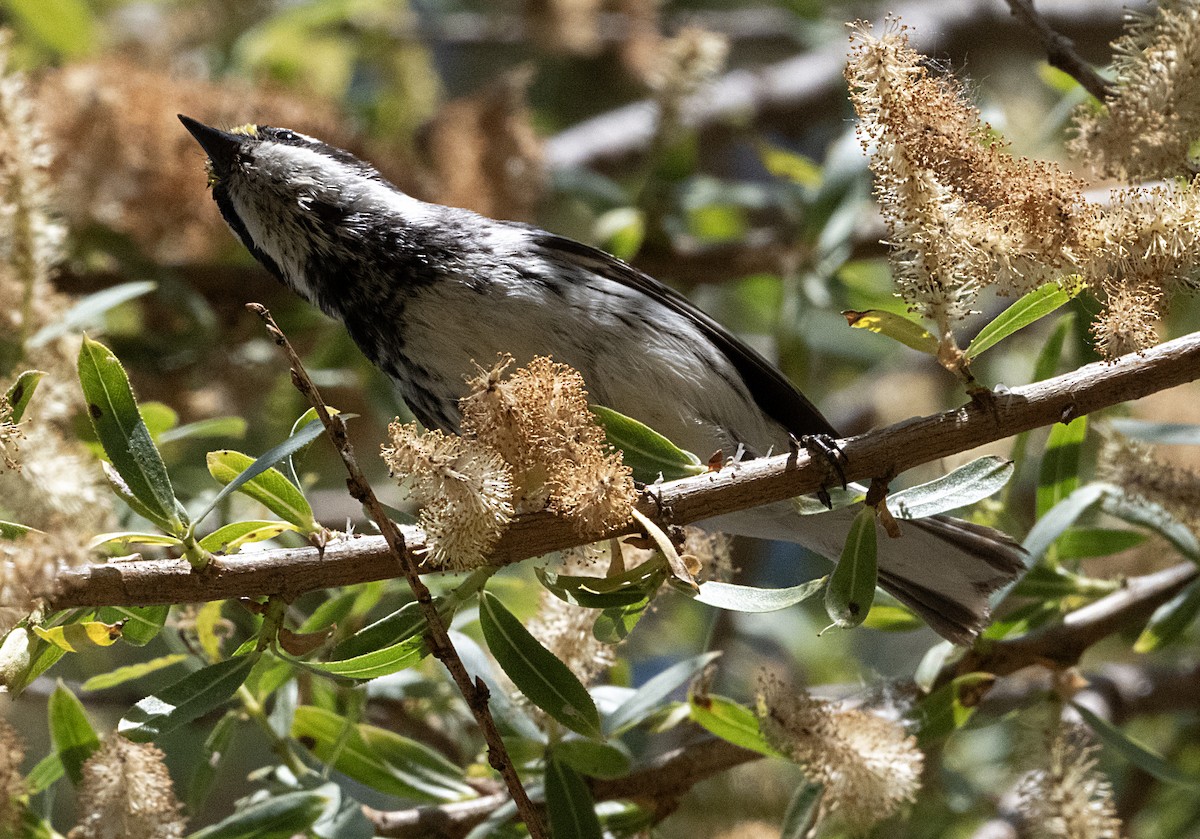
[[180, 115, 1023, 643]]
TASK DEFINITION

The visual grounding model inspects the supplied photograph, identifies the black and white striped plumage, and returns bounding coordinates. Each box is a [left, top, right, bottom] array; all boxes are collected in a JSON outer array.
[[181, 115, 1024, 643]]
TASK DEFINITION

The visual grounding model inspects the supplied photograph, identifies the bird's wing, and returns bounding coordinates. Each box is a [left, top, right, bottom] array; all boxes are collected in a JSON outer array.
[[528, 232, 839, 440]]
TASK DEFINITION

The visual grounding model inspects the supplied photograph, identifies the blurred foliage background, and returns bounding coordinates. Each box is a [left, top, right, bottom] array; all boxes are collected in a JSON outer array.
[[4, 0, 1200, 836]]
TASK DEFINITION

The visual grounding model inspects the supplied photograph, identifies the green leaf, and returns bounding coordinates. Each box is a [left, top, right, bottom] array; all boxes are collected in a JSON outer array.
[[917, 672, 995, 746], [288, 633, 429, 682], [593, 598, 651, 644], [1037, 416, 1088, 517], [198, 520, 300, 554], [82, 654, 188, 691], [3, 0, 97, 58], [5, 369, 44, 422], [1101, 488, 1200, 562], [1012, 564, 1120, 599], [1073, 702, 1200, 787], [1023, 483, 1108, 562], [1056, 527, 1146, 560], [550, 738, 631, 779], [479, 590, 601, 737], [591, 405, 705, 483], [759, 142, 822, 188], [889, 456, 1014, 519], [189, 710, 240, 815], [781, 782, 823, 839], [33, 621, 122, 652], [824, 508, 877, 629], [594, 207, 645, 261], [330, 601, 427, 661], [1134, 579, 1200, 653], [545, 757, 603, 839], [100, 461, 177, 532], [862, 601, 924, 632], [689, 693, 778, 757], [139, 401, 179, 440], [605, 651, 721, 736], [536, 559, 668, 608], [88, 531, 183, 553], [25, 751, 64, 795], [203, 436, 320, 532], [78, 336, 182, 533], [0, 520, 38, 540], [49, 680, 99, 783], [844, 309, 938, 354], [96, 605, 169, 646], [292, 705, 473, 802], [118, 653, 258, 742], [187, 790, 328, 839], [965, 281, 1078, 359], [158, 415, 248, 445], [693, 577, 826, 613]]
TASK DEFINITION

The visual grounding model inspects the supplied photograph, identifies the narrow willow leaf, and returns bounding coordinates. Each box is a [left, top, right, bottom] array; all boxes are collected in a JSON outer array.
[[1010, 312, 1075, 484], [1037, 416, 1088, 517], [551, 738, 632, 779], [203, 435, 320, 532], [330, 601, 427, 661], [781, 782, 824, 839], [862, 602, 923, 632], [1134, 579, 1200, 653], [100, 461, 176, 533], [590, 405, 705, 482], [189, 710, 239, 815], [288, 634, 428, 682], [689, 693, 778, 757], [545, 757, 603, 839], [449, 629, 547, 743], [889, 456, 1014, 519], [694, 577, 826, 613], [186, 790, 328, 839], [33, 621, 122, 652], [30, 282, 155, 348], [198, 520, 300, 554], [49, 681, 100, 783], [88, 531, 183, 552], [1023, 483, 1108, 562], [758, 141, 822, 188], [479, 591, 601, 737], [82, 654, 188, 691], [593, 598, 651, 644], [1056, 527, 1146, 560], [1101, 488, 1200, 562], [824, 508, 877, 628], [1073, 702, 1200, 787], [5, 369, 44, 422], [1108, 418, 1200, 445], [78, 336, 181, 533], [96, 605, 169, 646], [917, 672, 995, 746], [118, 654, 259, 741], [605, 651, 721, 735], [965, 281, 1077, 359], [1012, 564, 1120, 599], [138, 401, 179, 440], [0, 520, 38, 540], [24, 752, 64, 795], [158, 415, 247, 445], [536, 558, 668, 608], [843, 309, 938, 354], [292, 705, 474, 802]]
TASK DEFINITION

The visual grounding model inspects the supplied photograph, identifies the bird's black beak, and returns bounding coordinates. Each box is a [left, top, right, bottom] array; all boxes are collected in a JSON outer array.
[[178, 115, 244, 177]]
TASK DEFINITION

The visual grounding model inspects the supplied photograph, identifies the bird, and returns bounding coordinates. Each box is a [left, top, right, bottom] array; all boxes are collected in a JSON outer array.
[[179, 115, 1025, 644]]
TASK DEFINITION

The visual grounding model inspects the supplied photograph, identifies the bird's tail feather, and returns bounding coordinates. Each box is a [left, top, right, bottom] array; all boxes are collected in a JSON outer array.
[[700, 503, 1027, 644]]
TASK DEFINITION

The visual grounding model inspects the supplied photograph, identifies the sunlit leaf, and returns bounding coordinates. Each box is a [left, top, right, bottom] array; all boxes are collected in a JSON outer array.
[[4, 369, 43, 422], [1134, 579, 1200, 653], [591, 405, 705, 482], [82, 654, 188, 691], [204, 437, 320, 532], [96, 605, 169, 647], [605, 651, 721, 736], [88, 531, 183, 552], [593, 598, 651, 644], [965, 281, 1079, 359], [689, 693, 778, 757], [199, 520, 300, 554], [843, 309, 938, 354], [49, 680, 99, 783], [537, 558, 668, 609], [1037, 416, 1088, 518], [917, 672, 995, 746], [3, 0, 97, 58], [33, 621, 122, 652], [78, 336, 182, 533], [694, 577, 826, 613], [0, 520, 38, 540], [1023, 483, 1108, 562]]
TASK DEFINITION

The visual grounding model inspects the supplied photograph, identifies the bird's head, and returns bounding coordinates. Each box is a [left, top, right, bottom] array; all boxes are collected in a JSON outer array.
[[178, 115, 428, 309]]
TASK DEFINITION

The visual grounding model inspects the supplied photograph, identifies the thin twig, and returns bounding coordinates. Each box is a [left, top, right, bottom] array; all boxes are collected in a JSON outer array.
[[52, 329, 1200, 609], [244, 303, 546, 839], [1003, 0, 1113, 102]]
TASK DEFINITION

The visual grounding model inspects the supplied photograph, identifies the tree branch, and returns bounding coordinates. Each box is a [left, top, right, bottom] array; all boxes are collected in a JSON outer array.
[[50, 329, 1200, 609], [1003, 0, 1113, 102]]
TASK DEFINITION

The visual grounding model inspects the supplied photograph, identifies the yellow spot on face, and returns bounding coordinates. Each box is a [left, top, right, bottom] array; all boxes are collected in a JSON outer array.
[[229, 123, 259, 137]]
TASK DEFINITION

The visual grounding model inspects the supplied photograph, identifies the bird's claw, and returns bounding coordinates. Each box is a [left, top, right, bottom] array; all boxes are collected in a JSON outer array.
[[798, 433, 848, 490]]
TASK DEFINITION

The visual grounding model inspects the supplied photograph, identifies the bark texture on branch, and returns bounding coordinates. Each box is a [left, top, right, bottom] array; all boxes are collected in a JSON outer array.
[[49, 330, 1200, 610]]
